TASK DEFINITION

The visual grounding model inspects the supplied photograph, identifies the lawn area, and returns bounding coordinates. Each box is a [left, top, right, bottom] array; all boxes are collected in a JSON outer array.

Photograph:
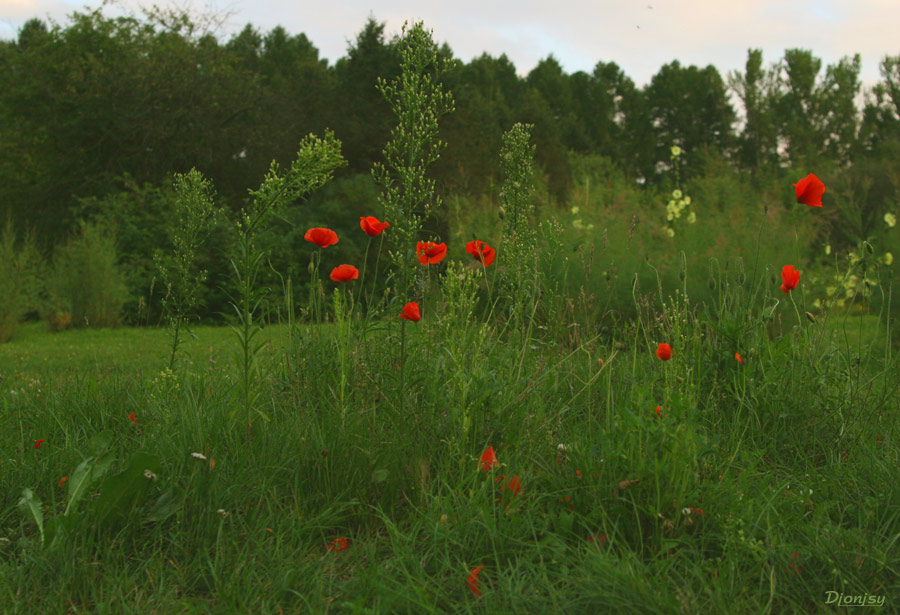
[[2, 304, 898, 614]]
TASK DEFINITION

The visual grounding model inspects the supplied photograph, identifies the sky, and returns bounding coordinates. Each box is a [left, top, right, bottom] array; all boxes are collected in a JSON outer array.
[[1, 0, 898, 89]]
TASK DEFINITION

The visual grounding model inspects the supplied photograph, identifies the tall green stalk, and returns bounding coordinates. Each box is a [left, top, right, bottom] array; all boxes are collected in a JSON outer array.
[[228, 131, 345, 433], [371, 22, 455, 304]]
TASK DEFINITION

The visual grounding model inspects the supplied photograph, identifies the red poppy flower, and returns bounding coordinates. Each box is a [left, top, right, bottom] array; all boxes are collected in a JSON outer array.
[[655, 405, 662, 418], [505, 475, 522, 497], [400, 302, 421, 322], [330, 265, 359, 282], [58, 476, 68, 488], [735, 353, 743, 364], [479, 446, 498, 471], [780, 265, 800, 293], [793, 173, 825, 208], [467, 565, 483, 596], [304, 227, 339, 248], [34, 440, 44, 449], [465, 240, 496, 267], [328, 537, 349, 552], [128, 413, 137, 422], [416, 241, 448, 266], [360, 216, 390, 236], [656, 343, 672, 361]]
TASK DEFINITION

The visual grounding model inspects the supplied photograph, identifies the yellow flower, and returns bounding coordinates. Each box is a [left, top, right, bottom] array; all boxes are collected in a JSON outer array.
[[825, 244, 831, 255], [573, 219, 584, 229], [885, 212, 897, 228], [666, 227, 675, 238], [683, 196, 691, 205], [672, 189, 683, 199], [666, 212, 674, 221], [884, 252, 894, 266], [571, 206, 580, 215], [687, 212, 697, 224], [826, 286, 837, 296], [813, 298, 821, 309], [837, 298, 846, 308], [671, 146, 682, 157]]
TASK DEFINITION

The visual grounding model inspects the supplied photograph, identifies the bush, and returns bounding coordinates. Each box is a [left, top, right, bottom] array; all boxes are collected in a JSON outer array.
[[45, 223, 128, 329], [0, 220, 43, 342]]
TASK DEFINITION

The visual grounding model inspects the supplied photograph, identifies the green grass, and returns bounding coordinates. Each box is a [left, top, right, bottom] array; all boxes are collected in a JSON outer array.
[[1, 291, 898, 614]]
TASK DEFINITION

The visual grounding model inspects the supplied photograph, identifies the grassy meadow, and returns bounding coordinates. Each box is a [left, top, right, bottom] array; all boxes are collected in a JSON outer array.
[[2, 21, 900, 615]]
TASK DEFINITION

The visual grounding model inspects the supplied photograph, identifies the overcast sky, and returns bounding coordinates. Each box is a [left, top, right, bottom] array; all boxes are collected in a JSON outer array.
[[2, 0, 898, 89]]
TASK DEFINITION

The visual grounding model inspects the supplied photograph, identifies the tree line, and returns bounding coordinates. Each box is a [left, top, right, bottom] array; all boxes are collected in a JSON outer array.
[[2, 9, 899, 245]]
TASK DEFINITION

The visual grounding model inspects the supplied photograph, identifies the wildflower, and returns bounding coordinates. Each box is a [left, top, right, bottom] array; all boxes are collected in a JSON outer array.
[[884, 252, 894, 266], [793, 173, 825, 208], [885, 212, 897, 228], [666, 228, 675, 238], [655, 405, 662, 418], [588, 532, 609, 547], [128, 413, 137, 422], [656, 343, 672, 361], [360, 216, 390, 236], [735, 353, 743, 364], [687, 211, 697, 224], [34, 440, 44, 449], [876, 435, 883, 441], [825, 244, 831, 255], [328, 537, 349, 552], [570, 206, 580, 215], [143, 469, 158, 481], [505, 475, 522, 497], [304, 227, 339, 248], [216, 509, 229, 517], [465, 240, 496, 267], [683, 196, 691, 205], [330, 265, 359, 282], [671, 145, 682, 157], [400, 302, 421, 322], [780, 265, 800, 293], [58, 476, 68, 488], [479, 446, 498, 471], [416, 241, 447, 265], [191, 452, 207, 461], [672, 189, 683, 199], [575, 469, 583, 478], [467, 565, 484, 596]]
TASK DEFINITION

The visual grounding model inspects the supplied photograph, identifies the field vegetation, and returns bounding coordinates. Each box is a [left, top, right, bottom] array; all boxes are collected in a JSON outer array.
[[1, 9, 899, 614]]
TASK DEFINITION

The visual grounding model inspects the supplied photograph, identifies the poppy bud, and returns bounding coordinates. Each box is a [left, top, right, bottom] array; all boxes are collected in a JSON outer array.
[[308, 261, 315, 275], [738, 272, 746, 285], [805, 311, 817, 323], [708, 279, 717, 291], [600, 326, 609, 335], [679, 270, 686, 281], [865, 242, 874, 254]]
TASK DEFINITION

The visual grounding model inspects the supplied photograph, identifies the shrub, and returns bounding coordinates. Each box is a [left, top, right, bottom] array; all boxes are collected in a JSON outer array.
[[45, 223, 128, 329], [0, 220, 43, 342]]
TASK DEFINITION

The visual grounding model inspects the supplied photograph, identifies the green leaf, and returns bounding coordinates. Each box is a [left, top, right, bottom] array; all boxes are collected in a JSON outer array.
[[17, 488, 44, 545], [92, 452, 162, 526], [65, 451, 115, 515]]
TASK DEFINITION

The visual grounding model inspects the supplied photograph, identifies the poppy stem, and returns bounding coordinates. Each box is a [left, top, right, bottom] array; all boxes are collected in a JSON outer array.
[[359, 237, 371, 318], [369, 234, 384, 314], [399, 319, 406, 417]]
